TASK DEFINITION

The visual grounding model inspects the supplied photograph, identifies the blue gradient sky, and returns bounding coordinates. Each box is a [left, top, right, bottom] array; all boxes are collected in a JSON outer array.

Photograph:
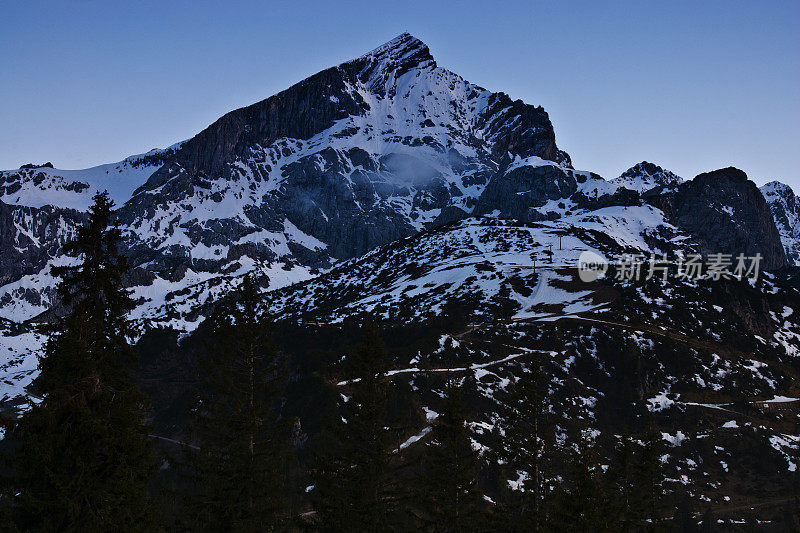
[[2, 1, 798, 187]]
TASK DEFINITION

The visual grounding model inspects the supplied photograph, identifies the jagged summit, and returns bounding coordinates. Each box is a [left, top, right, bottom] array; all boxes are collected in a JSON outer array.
[[612, 160, 682, 193], [2, 34, 800, 518], [361, 32, 435, 69], [353, 32, 436, 94], [762, 180, 794, 195]]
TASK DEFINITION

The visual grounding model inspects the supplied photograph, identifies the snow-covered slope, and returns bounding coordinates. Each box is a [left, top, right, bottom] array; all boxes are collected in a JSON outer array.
[[0, 144, 185, 307], [0, 144, 182, 210], [261, 207, 685, 324]]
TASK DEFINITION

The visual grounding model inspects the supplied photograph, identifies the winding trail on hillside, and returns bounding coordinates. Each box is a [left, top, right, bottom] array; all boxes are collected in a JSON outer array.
[[336, 346, 554, 386]]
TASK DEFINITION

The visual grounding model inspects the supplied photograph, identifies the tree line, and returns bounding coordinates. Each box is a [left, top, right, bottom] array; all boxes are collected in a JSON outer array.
[[0, 192, 757, 531]]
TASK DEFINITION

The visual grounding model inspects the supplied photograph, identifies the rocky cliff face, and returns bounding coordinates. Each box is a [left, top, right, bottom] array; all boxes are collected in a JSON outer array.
[[0, 201, 86, 319], [648, 167, 787, 270], [761, 181, 800, 266], [471, 159, 638, 222]]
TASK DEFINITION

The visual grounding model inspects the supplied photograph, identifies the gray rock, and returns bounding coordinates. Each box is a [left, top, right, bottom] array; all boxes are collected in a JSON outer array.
[[0, 200, 86, 285], [474, 164, 578, 221], [647, 167, 787, 270]]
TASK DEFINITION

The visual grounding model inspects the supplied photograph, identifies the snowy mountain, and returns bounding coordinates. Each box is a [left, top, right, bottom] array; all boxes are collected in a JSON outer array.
[[0, 33, 577, 323], [0, 33, 792, 395], [0, 35, 631, 328], [761, 180, 800, 266]]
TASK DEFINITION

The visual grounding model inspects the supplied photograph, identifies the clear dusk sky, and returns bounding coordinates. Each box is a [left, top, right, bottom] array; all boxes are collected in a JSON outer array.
[[1, 1, 798, 188]]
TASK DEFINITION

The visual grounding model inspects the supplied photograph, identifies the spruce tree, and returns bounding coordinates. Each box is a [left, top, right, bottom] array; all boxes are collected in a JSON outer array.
[[548, 431, 611, 532], [603, 436, 639, 527], [605, 426, 665, 528], [636, 424, 665, 521], [177, 275, 289, 531], [499, 356, 553, 531], [699, 506, 716, 533], [2, 191, 156, 531], [672, 492, 697, 533], [417, 379, 484, 532], [312, 322, 393, 531]]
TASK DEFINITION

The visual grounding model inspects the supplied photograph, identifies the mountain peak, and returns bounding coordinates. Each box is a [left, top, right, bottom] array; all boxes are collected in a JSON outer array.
[[761, 180, 793, 195], [356, 32, 435, 79], [366, 32, 431, 60], [620, 161, 672, 178], [613, 161, 682, 193]]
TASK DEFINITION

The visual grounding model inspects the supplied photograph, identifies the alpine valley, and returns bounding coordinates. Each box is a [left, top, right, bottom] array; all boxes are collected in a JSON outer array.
[[2, 34, 799, 525]]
